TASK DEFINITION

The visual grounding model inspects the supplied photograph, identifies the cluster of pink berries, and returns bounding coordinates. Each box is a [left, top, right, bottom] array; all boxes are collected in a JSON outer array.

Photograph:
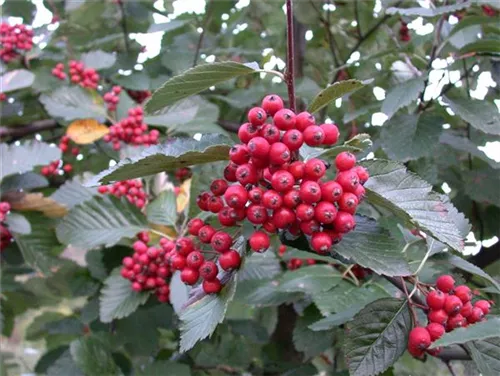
[[103, 86, 122, 111], [196, 94, 368, 256], [51, 63, 67, 80], [0, 23, 33, 63], [0, 202, 12, 251], [68, 60, 99, 89], [98, 179, 147, 209], [103, 107, 159, 150], [408, 274, 492, 358], [399, 22, 411, 42], [127, 89, 151, 104], [120, 232, 172, 302], [41, 136, 78, 176]]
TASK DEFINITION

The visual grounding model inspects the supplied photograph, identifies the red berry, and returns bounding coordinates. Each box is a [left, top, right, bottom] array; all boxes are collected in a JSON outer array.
[[314, 201, 337, 224], [262, 94, 284, 116], [409, 327, 431, 351], [288, 161, 305, 180], [468, 307, 485, 323], [338, 193, 359, 214], [282, 129, 304, 151], [447, 314, 466, 331], [295, 111, 315, 132], [199, 261, 218, 280], [460, 301, 473, 318], [248, 136, 270, 159], [320, 123, 339, 145], [353, 165, 369, 184], [444, 295, 463, 315], [197, 192, 211, 211], [236, 163, 259, 185], [454, 285, 472, 303], [133, 241, 148, 254], [229, 144, 250, 165], [311, 232, 332, 254], [269, 142, 291, 165], [260, 123, 281, 144], [333, 211, 356, 233], [249, 231, 270, 252], [303, 125, 325, 146], [304, 158, 326, 180], [336, 170, 360, 193], [426, 323, 445, 341], [207, 196, 224, 213], [224, 185, 248, 209], [474, 300, 491, 315], [272, 207, 296, 228], [321, 181, 343, 202], [271, 170, 295, 192], [175, 237, 194, 256], [299, 181, 322, 204], [273, 109, 296, 131], [335, 152, 357, 171], [131, 282, 142, 292], [219, 250, 241, 270], [353, 184, 366, 200], [203, 278, 222, 294], [296, 203, 315, 221], [436, 275, 455, 293], [426, 290, 446, 310], [248, 107, 267, 126], [249, 187, 264, 203], [171, 254, 187, 270], [428, 309, 448, 325], [198, 225, 216, 243], [300, 219, 320, 235], [180, 268, 199, 285], [283, 189, 301, 208], [238, 123, 258, 143], [223, 163, 238, 182], [210, 179, 229, 196], [186, 250, 205, 269], [211, 231, 233, 252], [188, 218, 205, 236], [262, 190, 283, 210], [218, 207, 236, 226]]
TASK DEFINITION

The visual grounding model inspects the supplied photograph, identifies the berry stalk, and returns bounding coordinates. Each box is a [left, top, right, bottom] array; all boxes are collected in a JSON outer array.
[[285, 0, 296, 112]]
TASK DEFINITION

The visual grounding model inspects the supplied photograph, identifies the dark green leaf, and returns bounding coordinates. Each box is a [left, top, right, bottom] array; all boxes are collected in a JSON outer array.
[[293, 306, 334, 358], [0, 142, 61, 182], [430, 318, 500, 348], [300, 134, 372, 161], [80, 50, 116, 70], [459, 39, 500, 55], [46, 350, 84, 376], [387, 1, 471, 17], [0, 172, 49, 193], [147, 20, 187, 33], [145, 61, 259, 113], [309, 305, 369, 331], [51, 179, 98, 209], [308, 79, 367, 114], [0, 69, 35, 92], [238, 251, 282, 281], [56, 196, 149, 249], [70, 335, 120, 375], [363, 159, 465, 252], [239, 279, 303, 306], [466, 337, 500, 376], [99, 269, 150, 323], [88, 134, 232, 185], [381, 77, 425, 119], [138, 361, 191, 376], [5, 213, 31, 235], [278, 265, 342, 294], [13, 227, 61, 274], [344, 298, 412, 376], [440, 133, 500, 169], [446, 254, 500, 292], [146, 189, 177, 227], [444, 96, 500, 135]]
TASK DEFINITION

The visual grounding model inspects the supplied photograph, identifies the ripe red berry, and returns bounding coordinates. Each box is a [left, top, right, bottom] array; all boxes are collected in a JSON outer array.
[[218, 206, 236, 227], [304, 158, 326, 180], [210, 179, 228, 196], [262, 94, 284, 116], [288, 161, 305, 180], [131, 282, 142, 292], [248, 187, 263, 203], [271, 170, 295, 192], [353, 165, 369, 185], [273, 109, 296, 131], [198, 225, 216, 243], [171, 254, 187, 270], [408, 327, 431, 351], [208, 196, 224, 213], [299, 181, 322, 204], [447, 314, 466, 331], [336, 170, 360, 193], [249, 231, 270, 252], [314, 201, 337, 224], [303, 125, 325, 146], [282, 129, 304, 151], [261, 123, 281, 144], [444, 295, 463, 315], [238, 123, 259, 143], [236, 163, 259, 185], [333, 211, 356, 233], [338, 192, 359, 214], [269, 142, 291, 165], [224, 185, 248, 209], [320, 123, 339, 145], [283, 189, 301, 208], [426, 290, 446, 310], [197, 191, 211, 211], [180, 268, 199, 285], [247, 107, 267, 126], [460, 301, 473, 318], [311, 232, 332, 254], [426, 323, 445, 341], [188, 218, 205, 236], [353, 184, 366, 200], [272, 207, 296, 228], [468, 307, 485, 323], [295, 111, 315, 132], [454, 285, 472, 303], [296, 203, 315, 221], [133, 240, 148, 254], [300, 219, 320, 235], [199, 261, 218, 280], [474, 300, 491, 315], [436, 275, 455, 293], [219, 250, 241, 270], [175, 237, 194, 256], [229, 144, 250, 165], [321, 181, 343, 202], [260, 190, 281, 210], [211, 231, 233, 252], [248, 136, 270, 159], [203, 278, 222, 294], [428, 309, 448, 325], [335, 152, 357, 171]]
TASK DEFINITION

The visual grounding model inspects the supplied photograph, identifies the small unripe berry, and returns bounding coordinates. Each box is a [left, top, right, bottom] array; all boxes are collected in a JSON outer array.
[[426, 290, 446, 310], [436, 275, 455, 293], [249, 231, 270, 253]]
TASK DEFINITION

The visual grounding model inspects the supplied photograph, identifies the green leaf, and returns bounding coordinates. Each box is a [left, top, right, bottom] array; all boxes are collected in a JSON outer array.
[[39, 86, 107, 122], [463, 167, 500, 207], [239, 279, 303, 306], [344, 298, 412, 376], [363, 159, 465, 252], [309, 305, 370, 331], [333, 216, 411, 276], [381, 77, 425, 119], [179, 272, 238, 352], [5, 213, 31, 235], [278, 265, 342, 294], [70, 335, 120, 375], [0, 172, 48, 193], [459, 39, 500, 55], [238, 251, 282, 281], [147, 20, 187, 33], [138, 361, 191, 376], [80, 50, 116, 70], [430, 318, 500, 348], [446, 254, 500, 292], [0, 142, 61, 182], [387, 1, 471, 17], [146, 189, 177, 227], [13, 227, 61, 274], [293, 306, 334, 358], [440, 133, 500, 169], [99, 270, 150, 323], [381, 113, 443, 162], [300, 133, 372, 161], [51, 179, 98, 209], [46, 350, 84, 376], [88, 134, 232, 185], [0, 69, 35, 93], [56, 196, 149, 249], [444, 96, 500, 135], [308, 79, 367, 114], [169, 271, 191, 315], [466, 337, 500, 376], [144, 61, 259, 113]]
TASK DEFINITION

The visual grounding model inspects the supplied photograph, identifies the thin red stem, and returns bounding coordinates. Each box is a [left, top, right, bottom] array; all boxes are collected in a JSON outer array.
[[285, 0, 296, 112]]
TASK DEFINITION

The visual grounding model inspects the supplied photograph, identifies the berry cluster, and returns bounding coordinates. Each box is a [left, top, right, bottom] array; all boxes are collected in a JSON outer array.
[[0, 23, 33, 63], [0, 93, 6, 102], [120, 232, 172, 302], [98, 179, 147, 209], [103, 86, 122, 111], [482, 5, 497, 17], [0, 202, 12, 251], [196, 94, 368, 255], [399, 22, 411, 42], [278, 244, 316, 270], [68, 60, 100, 89], [51, 63, 67, 80], [127, 89, 151, 104], [408, 274, 492, 358], [41, 136, 78, 176], [103, 107, 159, 150]]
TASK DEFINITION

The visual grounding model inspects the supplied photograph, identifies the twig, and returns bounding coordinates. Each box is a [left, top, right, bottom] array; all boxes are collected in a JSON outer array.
[[118, 1, 130, 53], [0, 119, 58, 139], [400, 277, 419, 325], [354, 0, 362, 38], [192, 0, 213, 67], [285, 0, 296, 112]]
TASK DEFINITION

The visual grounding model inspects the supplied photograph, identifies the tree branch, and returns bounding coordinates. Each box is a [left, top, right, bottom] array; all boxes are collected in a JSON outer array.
[[192, 0, 213, 67], [0, 119, 58, 139], [354, 0, 362, 38], [118, 1, 130, 53], [285, 0, 296, 112], [468, 241, 500, 268]]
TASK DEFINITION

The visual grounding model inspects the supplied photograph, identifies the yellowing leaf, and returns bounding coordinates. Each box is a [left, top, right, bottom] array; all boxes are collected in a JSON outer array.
[[67, 119, 109, 144], [177, 179, 191, 213], [150, 224, 177, 240], [10, 193, 68, 218]]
